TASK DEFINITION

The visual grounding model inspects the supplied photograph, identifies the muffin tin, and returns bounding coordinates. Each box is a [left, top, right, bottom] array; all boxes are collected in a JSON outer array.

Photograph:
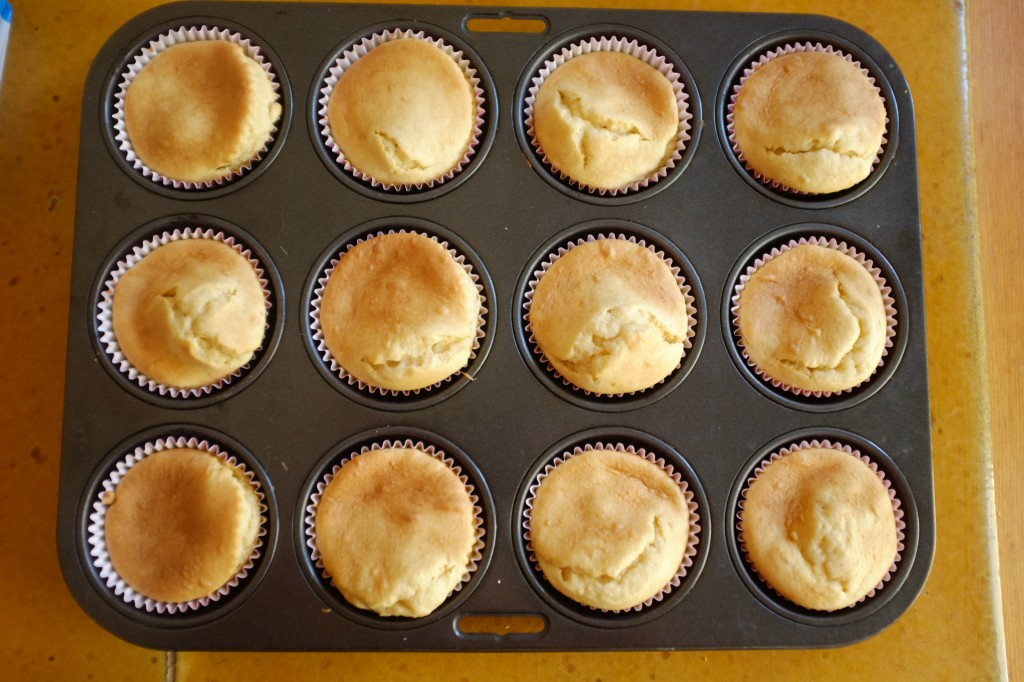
[[59, 2, 933, 651]]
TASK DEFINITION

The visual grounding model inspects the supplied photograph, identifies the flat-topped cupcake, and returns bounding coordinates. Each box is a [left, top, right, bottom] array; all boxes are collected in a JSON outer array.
[[319, 232, 481, 392], [314, 447, 478, 617], [532, 51, 679, 191], [529, 448, 691, 611], [529, 238, 691, 394], [735, 242, 887, 394], [124, 40, 281, 184], [112, 238, 267, 389], [740, 445, 898, 611], [732, 50, 885, 193], [103, 447, 262, 604], [327, 38, 476, 187]]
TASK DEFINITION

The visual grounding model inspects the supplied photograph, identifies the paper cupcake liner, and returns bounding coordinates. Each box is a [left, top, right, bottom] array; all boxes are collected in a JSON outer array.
[[309, 229, 487, 396], [730, 236, 897, 398], [96, 228, 272, 399], [736, 439, 906, 609], [87, 436, 268, 614], [317, 28, 486, 191], [112, 26, 282, 190], [523, 442, 701, 613], [304, 439, 486, 608], [524, 35, 692, 196], [524, 233, 697, 397], [726, 42, 888, 195]]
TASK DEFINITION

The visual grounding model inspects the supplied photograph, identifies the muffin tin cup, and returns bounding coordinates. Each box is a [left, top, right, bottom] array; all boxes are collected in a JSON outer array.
[[315, 27, 487, 193], [523, 32, 692, 198], [300, 432, 492, 628], [722, 36, 896, 204], [307, 225, 489, 403], [521, 229, 698, 404], [522, 441, 701, 614], [86, 435, 269, 616], [111, 25, 283, 191], [730, 235, 898, 399], [95, 226, 274, 400], [735, 437, 907, 619]]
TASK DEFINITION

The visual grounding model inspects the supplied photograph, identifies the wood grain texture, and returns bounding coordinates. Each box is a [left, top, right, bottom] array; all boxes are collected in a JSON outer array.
[[971, 0, 1024, 679]]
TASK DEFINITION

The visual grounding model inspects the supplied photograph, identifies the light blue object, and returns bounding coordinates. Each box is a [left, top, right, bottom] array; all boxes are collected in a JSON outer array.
[[0, 2, 11, 93]]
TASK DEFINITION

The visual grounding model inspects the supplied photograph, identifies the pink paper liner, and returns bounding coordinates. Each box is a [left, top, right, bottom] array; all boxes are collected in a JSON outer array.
[[524, 36, 692, 196], [317, 28, 486, 191], [736, 439, 906, 610], [304, 439, 486, 610], [523, 442, 701, 613], [87, 436, 268, 614], [523, 233, 696, 397], [725, 42, 888, 195], [112, 26, 282, 190], [309, 229, 487, 396], [730, 236, 897, 398], [96, 228, 272, 398]]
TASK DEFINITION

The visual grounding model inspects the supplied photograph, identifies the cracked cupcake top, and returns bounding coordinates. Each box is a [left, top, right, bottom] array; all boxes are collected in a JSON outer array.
[[735, 243, 887, 394], [529, 449, 690, 611], [532, 51, 679, 191], [740, 446, 898, 611], [327, 38, 476, 186], [314, 447, 477, 618], [320, 232, 481, 392], [529, 238, 691, 395], [732, 51, 886, 194], [111, 238, 267, 389]]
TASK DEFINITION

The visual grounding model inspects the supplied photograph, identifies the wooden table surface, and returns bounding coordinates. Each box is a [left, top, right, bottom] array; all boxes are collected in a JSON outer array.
[[0, 0, 1015, 679]]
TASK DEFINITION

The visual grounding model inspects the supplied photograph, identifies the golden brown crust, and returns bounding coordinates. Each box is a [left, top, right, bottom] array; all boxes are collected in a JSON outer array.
[[530, 449, 690, 611], [320, 233, 480, 391], [124, 40, 281, 183], [740, 447, 898, 611], [104, 448, 262, 604], [327, 38, 475, 186], [529, 239, 690, 394], [314, 447, 477, 618], [112, 239, 267, 389], [733, 51, 886, 193], [735, 244, 887, 393], [533, 51, 678, 191]]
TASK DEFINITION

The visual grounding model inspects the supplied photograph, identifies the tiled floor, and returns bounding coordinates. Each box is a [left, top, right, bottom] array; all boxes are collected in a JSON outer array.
[[0, 0, 1004, 679]]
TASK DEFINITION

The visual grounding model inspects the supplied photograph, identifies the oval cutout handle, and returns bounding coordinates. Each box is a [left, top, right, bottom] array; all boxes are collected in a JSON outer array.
[[465, 14, 549, 35], [456, 613, 548, 637]]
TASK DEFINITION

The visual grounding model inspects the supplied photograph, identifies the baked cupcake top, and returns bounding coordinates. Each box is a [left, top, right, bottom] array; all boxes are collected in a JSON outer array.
[[735, 243, 887, 394], [529, 238, 691, 394], [319, 232, 480, 392], [732, 51, 885, 193], [529, 448, 690, 611], [740, 446, 898, 611], [532, 51, 679, 191], [124, 40, 281, 184], [327, 38, 476, 186], [112, 238, 267, 390], [314, 447, 477, 618], [103, 448, 262, 604]]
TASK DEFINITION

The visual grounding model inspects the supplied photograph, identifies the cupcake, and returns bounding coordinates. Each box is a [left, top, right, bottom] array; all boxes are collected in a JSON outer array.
[[312, 446, 479, 618], [122, 37, 282, 185], [731, 49, 886, 194], [527, 447, 693, 611], [110, 236, 267, 390], [531, 49, 680, 192], [325, 34, 479, 188], [99, 443, 263, 606], [528, 237, 693, 395], [739, 443, 900, 611], [317, 232, 482, 392], [734, 241, 889, 394]]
